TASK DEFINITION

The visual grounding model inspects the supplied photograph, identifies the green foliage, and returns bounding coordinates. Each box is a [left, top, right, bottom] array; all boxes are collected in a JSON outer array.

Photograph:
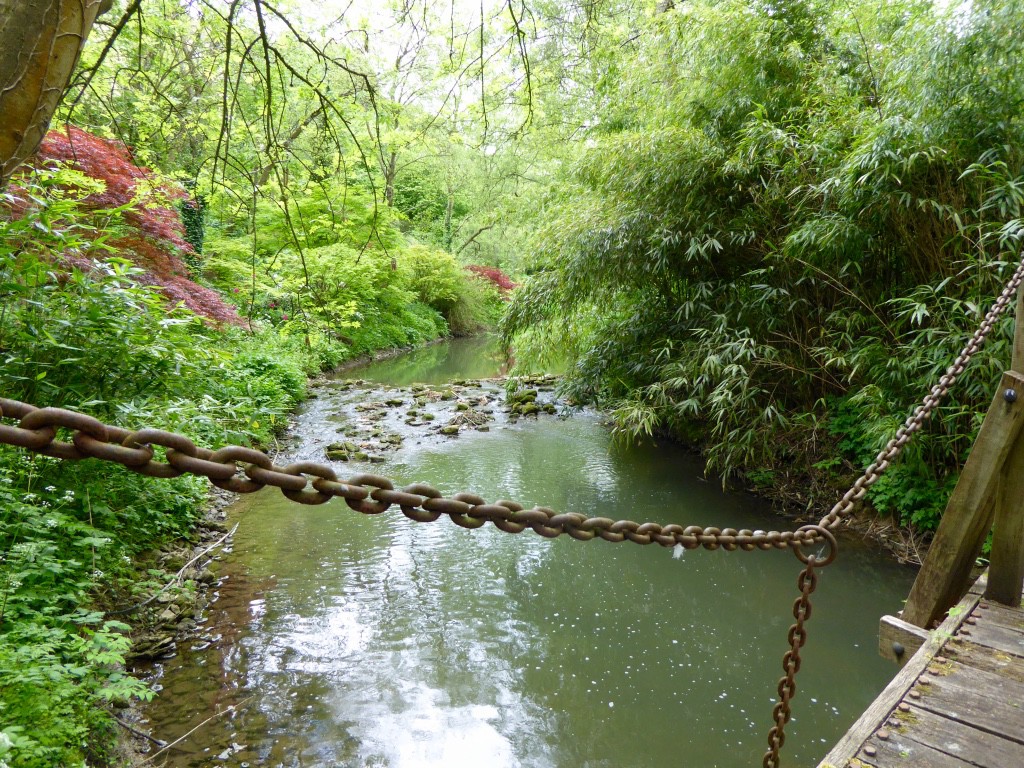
[[505, 0, 1024, 530], [400, 245, 503, 335], [0, 461, 166, 768], [202, 190, 501, 349]]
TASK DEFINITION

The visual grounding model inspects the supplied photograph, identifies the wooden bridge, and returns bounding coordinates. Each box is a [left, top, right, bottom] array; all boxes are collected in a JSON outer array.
[[819, 290, 1024, 767]]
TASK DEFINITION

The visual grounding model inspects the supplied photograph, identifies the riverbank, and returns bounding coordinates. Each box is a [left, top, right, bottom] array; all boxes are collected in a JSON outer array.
[[735, 445, 931, 566]]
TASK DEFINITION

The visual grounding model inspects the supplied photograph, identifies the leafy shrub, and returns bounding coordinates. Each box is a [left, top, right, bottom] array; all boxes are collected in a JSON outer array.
[[31, 127, 240, 324], [0, 168, 345, 767], [0, 460, 174, 768]]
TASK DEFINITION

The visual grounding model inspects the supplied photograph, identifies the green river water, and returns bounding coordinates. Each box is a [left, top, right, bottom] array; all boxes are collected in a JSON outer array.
[[140, 336, 914, 767]]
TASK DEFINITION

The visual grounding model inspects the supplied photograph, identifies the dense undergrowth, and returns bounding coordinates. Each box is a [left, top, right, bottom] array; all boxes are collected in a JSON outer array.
[[0, 137, 507, 764], [504, 0, 1024, 532]]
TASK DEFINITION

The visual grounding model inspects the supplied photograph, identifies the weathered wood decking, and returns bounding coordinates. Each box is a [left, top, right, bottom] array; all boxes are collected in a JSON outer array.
[[819, 573, 1024, 768]]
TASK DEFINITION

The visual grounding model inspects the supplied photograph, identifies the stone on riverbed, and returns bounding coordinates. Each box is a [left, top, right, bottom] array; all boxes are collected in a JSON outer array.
[[440, 425, 460, 436], [130, 634, 176, 660], [507, 388, 538, 407], [449, 410, 491, 428]]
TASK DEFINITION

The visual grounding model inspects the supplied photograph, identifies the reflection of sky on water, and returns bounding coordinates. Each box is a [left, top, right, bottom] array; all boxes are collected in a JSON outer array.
[[344, 683, 516, 767]]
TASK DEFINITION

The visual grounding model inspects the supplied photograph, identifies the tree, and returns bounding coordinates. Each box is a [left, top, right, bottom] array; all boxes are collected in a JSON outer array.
[[0, 0, 113, 186]]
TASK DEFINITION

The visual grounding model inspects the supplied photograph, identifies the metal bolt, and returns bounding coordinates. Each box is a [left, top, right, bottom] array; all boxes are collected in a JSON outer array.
[[1005, 388, 1018, 403], [892, 641, 905, 658]]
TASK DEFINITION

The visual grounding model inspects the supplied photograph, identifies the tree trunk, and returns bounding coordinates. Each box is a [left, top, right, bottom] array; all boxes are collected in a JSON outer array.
[[384, 150, 397, 207], [444, 180, 454, 251], [0, 0, 111, 187]]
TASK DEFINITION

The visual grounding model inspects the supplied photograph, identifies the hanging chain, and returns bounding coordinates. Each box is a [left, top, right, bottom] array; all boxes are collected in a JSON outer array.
[[763, 525, 837, 768], [0, 396, 826, 552], [819, 252, 1024, 530]]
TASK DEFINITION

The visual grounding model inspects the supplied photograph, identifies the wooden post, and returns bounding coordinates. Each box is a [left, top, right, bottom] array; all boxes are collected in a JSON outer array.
[[901, 370, 1024, 628], [986, 286, 1024, 606], [878, 614, 928, 666]]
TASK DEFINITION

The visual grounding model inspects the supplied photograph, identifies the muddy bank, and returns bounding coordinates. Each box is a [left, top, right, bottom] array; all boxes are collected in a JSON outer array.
[[112, 489, 234, 763]]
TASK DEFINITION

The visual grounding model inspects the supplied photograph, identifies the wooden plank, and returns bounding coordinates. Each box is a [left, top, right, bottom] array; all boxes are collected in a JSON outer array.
[[817, 575, 982, 768], [987, 425, 1024, 606], [971, 600, 1024, 634], [911, 659, 1024, 744], [843, 730, 975, 768], [945, 637, 1024, 682], [963, 615, 1024, 658], [891, 703, 1024, 767], [879, 614, 929, 665], [903, 372, 1024, 629]]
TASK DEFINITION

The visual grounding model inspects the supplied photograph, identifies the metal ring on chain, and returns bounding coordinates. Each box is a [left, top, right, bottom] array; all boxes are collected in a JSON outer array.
[[792, 525, 837, 566]]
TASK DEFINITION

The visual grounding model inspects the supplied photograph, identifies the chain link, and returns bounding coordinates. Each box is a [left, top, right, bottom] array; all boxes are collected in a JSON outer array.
[[818, 253, 1024, 531], [762, 525, 835, 768]]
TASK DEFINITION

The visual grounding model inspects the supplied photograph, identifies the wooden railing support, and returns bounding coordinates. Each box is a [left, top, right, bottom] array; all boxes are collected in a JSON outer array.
[[900, 370, 1024, 627], [985, 286, 1024, 606], [899, 287, 1024, 629], [986, 428, 1024, 606]]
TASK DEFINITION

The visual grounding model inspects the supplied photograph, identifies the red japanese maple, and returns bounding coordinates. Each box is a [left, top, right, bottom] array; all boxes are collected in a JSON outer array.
[[35, 126, 241, 325], [465, 264, 516, 294]]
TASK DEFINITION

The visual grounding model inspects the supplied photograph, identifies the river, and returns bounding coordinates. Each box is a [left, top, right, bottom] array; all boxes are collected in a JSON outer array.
[[139, 335, 915, 768]]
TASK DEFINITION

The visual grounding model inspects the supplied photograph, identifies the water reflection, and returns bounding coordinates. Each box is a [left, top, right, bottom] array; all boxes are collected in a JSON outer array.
[[141, 343, 915, 768], [342, 334, 512, 386]]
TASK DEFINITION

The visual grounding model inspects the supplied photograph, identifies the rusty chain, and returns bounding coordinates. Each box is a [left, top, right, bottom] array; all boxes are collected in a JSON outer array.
[[0, 395, 839, 768], [0, 398, 841, 767], [819, 252, 1024, 531], [0, 396, 828, 552], [5, 257, 1021, 546], [763, 525, 837, 768]]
